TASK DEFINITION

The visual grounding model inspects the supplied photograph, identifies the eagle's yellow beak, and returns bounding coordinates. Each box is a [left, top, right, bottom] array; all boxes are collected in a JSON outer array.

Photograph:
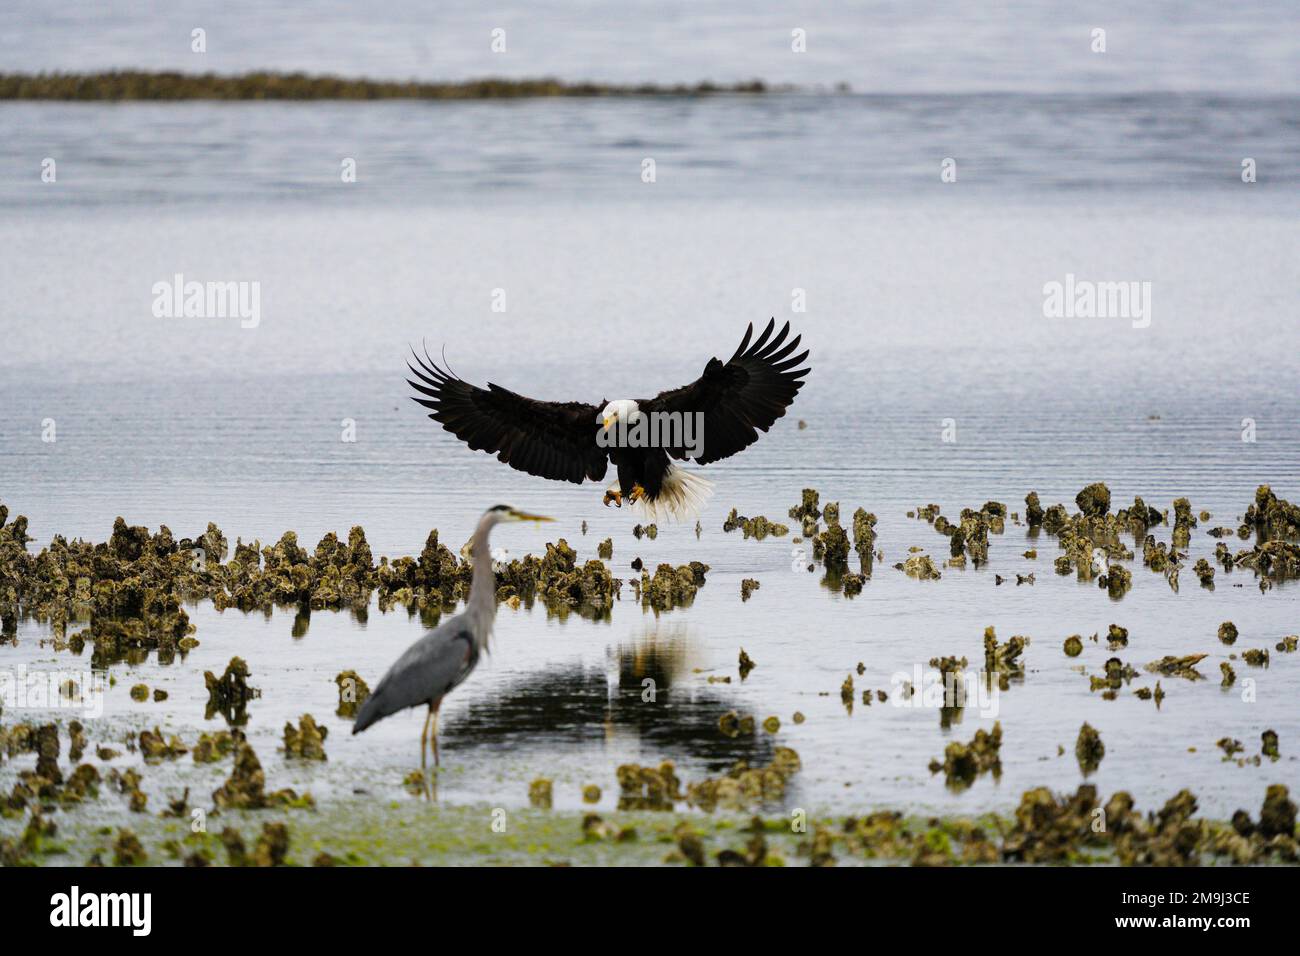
[[602, 416, 614, 430]]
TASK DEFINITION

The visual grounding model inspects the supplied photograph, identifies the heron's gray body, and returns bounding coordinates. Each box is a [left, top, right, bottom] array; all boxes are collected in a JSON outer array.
[[351, 506, 509, 739], [351, 617, 479, 733]]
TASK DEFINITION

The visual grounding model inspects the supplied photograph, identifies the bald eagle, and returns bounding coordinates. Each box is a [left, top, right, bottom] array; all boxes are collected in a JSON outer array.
[[407, 319, 810, 520]]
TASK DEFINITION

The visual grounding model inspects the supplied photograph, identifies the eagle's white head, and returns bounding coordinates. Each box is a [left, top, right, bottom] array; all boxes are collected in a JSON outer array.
[[599, 399, 641, 431]]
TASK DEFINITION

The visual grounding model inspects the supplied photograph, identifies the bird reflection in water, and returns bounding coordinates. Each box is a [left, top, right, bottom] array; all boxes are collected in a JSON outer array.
[[441, 624, 776, 773]]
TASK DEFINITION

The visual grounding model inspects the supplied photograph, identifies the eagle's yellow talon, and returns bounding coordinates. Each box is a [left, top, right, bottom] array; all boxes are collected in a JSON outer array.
[[627, 484, 647, 503], [603, 489, 623, 508]]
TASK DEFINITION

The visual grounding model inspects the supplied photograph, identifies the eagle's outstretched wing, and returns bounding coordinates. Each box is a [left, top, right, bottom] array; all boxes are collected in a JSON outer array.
[[407, 349, 608, 484], [640, 319, 810, 465]]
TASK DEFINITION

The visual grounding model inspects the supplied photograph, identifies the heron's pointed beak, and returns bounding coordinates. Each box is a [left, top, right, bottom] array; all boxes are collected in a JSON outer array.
[[509, 509, 554, 523]]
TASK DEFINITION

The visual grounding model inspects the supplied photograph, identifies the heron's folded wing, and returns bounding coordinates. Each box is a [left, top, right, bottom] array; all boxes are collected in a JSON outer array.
[[408, 349, 607, 484], [358, 619, 477, 729], [640, 319, 810, 465]]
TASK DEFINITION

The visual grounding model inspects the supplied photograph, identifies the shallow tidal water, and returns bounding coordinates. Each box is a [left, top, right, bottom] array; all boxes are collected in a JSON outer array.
[[2, 83, 1299, 862]]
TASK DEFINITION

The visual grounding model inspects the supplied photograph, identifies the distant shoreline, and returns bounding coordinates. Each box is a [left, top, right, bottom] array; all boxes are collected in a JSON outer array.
[[0, 71, 795, 101]]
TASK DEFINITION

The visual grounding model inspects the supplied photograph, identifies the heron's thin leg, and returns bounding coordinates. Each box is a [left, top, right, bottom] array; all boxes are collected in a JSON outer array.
[[431, 704, 441, 768], [420, 705, 433, 772]]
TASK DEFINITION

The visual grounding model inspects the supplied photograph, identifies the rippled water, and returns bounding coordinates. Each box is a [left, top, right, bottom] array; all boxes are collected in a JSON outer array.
[[2, 57, 1299, 832], [5, 93, 1300, 210]]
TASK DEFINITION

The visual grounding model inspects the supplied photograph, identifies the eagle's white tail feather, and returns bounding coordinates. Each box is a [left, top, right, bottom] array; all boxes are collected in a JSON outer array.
[[631, 465, 713, 522]]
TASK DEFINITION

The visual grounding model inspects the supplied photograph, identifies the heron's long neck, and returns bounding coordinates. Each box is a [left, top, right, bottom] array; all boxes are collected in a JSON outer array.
[[466, 515, 497, 649]]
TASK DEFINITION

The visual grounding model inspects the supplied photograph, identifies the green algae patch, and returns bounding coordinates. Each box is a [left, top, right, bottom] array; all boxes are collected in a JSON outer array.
[[6, 783, 1298, 867]]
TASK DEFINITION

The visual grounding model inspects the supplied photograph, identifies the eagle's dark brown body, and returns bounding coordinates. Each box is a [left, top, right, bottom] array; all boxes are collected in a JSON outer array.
[[406, 319, 810, 515]]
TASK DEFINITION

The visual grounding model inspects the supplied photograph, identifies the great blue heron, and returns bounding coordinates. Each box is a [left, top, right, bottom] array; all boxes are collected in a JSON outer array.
[[351, 504, 553, 776]]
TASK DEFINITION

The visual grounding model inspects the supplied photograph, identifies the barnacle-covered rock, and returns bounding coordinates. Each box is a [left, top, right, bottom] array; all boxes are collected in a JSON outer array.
[[723, 510, 789, 539], [616, 762, 682, 810], [812, 523, 850, 567], [139, 727, 187, 762], [1076, 723, 1104, 774], [639, 562, 707, 611], [685, 747, 801, 812], [1075, 482, 1111, 518], [211, 737, 310, 810], [113, 828, 147, 866], [334, 669, 371, 717], [542, 558, 621, 612], [898, 553, 941, 580], [1145, 654, 1207, 680], [1259, 784, 1295, 837], [1024, 491, 1044, 527], [1193, 558, 1215, 588], [528, 778, 553, 808], [192, 730, 235, 764], [253, 822, 290, 867], [1103, 563, 1132, 598], [1242, 648, 1270, 667], [283, 714, 328, 760], [204, 656, 260, 724], [929, 722, 1003, 790], [1261, 730, 1280, 760], [788, 489, 821, 524], [1246, 485, 1300, 540], [983, 627, 1027, 686]]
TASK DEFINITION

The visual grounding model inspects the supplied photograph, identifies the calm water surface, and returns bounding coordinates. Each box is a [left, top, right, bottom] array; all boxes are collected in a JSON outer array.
[[1, 81, 1298, 827]]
